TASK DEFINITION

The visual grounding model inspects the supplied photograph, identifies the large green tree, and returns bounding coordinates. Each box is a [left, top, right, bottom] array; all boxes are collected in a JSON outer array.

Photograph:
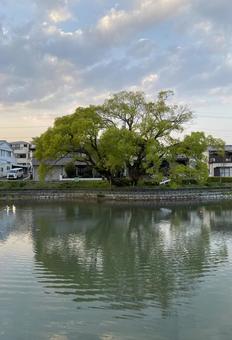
[[99, 90, 193, 184], [34, 90, 223, 185]]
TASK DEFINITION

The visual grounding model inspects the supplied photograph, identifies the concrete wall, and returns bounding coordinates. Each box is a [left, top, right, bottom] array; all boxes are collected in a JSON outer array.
[[1, 188, 232, 202]]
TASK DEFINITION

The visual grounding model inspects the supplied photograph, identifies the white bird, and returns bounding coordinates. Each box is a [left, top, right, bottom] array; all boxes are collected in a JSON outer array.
[[5, 205, 10, 214]]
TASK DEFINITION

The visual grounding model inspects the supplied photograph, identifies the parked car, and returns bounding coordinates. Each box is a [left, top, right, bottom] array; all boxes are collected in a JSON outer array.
[[7, 168, 24, 180], [159, 178, 171, 185]]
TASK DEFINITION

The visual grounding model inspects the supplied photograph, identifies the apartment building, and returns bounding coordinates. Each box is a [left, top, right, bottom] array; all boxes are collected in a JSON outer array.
[[10, 141, 31, 169]]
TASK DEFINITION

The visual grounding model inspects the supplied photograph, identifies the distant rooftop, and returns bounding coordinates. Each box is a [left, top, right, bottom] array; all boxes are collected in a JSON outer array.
[[209, 145, 232, 152], [0, 140, 11, 147], [10, 141, 30, 145], [32, 155, 88, 167]]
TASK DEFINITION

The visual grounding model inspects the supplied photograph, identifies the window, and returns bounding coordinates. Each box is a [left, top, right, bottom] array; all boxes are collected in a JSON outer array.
[[12, 144, 20, 150], [220, 168, 232, 177]]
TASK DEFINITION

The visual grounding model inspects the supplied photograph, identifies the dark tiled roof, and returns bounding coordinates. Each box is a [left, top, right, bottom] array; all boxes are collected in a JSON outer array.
[[10, 141, 30, 144], [32, 156, 88, 166]]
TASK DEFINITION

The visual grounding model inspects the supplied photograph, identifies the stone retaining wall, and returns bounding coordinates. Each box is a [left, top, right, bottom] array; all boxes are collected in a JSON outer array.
[[0, 188, 232, 202]]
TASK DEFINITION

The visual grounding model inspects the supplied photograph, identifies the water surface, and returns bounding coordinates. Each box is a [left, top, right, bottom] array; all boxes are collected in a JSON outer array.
[[1, 201, 232, 339]]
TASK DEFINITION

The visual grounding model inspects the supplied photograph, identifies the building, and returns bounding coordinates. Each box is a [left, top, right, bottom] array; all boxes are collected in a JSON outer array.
[[10, 141, 31, 173], [0, 141, 17, 178], [32, 156, 98, 181], [208, 145, 232, 177]]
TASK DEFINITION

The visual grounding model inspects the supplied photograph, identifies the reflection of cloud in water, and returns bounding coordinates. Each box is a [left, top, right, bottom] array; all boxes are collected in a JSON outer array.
[[50, 335, 68, 340], [0, 205, 33, 242], [0, 207, 17, 241]]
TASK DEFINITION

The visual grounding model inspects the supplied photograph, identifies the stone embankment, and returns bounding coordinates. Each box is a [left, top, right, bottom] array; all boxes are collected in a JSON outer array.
[[0, 188, 232, 202]]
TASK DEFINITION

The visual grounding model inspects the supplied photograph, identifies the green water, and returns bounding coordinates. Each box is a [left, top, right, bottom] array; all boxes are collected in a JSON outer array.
[[0, 201, 232, 339]]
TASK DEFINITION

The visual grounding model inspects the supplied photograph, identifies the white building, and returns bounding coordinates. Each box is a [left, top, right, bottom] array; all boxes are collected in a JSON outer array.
[[0, 141, 17, 178], [209, 145, 232, 177], [10, 141, 31, 170]]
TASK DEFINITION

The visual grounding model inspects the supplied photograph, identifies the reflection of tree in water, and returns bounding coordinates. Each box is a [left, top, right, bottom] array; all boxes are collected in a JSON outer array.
[[32, 202, 228, 314], [204, 201, 232, 233]]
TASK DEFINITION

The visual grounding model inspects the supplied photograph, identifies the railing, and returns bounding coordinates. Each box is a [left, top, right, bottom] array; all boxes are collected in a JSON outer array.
[[209, 157, 232, 163]]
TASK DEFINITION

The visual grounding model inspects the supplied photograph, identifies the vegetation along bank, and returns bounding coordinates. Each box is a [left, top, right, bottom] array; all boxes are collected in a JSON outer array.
[[1, 179, 232, 202]]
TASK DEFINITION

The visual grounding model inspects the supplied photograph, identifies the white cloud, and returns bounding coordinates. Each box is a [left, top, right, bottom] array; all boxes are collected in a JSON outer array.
[[49, 7, 72, 23], [142, 73, 159, 89], [1, 0, 232, 142], [193, 20, 213, 34], [96, 0, 188, 41]]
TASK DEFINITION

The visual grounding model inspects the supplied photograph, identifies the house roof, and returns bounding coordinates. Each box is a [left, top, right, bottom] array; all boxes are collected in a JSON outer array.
[[0, 140, 13, 152], [10, 141, 30, 145], [32, 156, 88, 167], [209, 145, 232, 152]]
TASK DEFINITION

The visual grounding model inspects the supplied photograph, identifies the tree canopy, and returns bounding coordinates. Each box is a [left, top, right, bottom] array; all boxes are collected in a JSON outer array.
[[34, 90, 224, 185]]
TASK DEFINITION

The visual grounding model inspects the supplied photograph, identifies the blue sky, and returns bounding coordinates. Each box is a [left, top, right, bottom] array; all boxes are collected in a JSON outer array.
[[0, 0, 231, 142]]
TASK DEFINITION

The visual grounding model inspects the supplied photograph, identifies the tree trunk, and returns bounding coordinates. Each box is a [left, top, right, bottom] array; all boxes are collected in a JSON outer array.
[[127, 164, 143, 186]]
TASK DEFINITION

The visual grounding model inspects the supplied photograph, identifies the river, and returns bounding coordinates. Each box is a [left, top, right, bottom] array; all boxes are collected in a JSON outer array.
[[0, 201, 232, 339]]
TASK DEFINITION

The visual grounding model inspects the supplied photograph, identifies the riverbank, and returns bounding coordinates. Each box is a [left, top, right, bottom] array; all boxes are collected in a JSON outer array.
[[1, 187, 232, 202]]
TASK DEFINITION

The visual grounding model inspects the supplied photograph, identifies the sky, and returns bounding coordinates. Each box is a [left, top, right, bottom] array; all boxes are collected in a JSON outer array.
[[0, 0, 231, 142]]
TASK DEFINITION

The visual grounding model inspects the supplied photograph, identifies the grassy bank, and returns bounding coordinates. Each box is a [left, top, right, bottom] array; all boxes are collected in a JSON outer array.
[[0, 177, 232, 191], [0, 180, 111, 190]]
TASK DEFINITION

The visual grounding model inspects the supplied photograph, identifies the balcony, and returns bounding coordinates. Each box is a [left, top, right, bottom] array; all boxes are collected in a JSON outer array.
[[209, 157, 232, 164]]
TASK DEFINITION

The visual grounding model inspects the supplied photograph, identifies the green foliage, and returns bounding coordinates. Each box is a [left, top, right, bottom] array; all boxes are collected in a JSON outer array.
[[38, 163, 51, 182], [0, 181, 27, 189], [208, 177, 232, 184], [169, 132, 225, 186], [174, 132, 224, 161], [99, 127, 138, 174], [100, 90, 193, 184], [170, 162, 209, 186], [0, 180, 110, 190], [34, 90, 224, 186], [111, 178, 132, 187]]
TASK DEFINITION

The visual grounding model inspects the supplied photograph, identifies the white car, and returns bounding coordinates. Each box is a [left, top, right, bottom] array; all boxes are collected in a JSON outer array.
[[7, 168, 24, 180]]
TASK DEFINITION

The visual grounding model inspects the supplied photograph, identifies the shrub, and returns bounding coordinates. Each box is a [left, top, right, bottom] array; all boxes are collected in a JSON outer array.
[[112, 178, 132, 187], [207, 177, 232, 184]]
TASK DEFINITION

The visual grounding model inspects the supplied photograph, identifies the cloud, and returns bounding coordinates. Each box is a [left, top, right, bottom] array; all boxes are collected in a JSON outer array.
[[192, 0, 232, 26], [1, 0, 232, 142], [49, 8, 72, 23], [33, 0, 76, 24], [127, 39, 156, 59], [96, 0, 188, 42]]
